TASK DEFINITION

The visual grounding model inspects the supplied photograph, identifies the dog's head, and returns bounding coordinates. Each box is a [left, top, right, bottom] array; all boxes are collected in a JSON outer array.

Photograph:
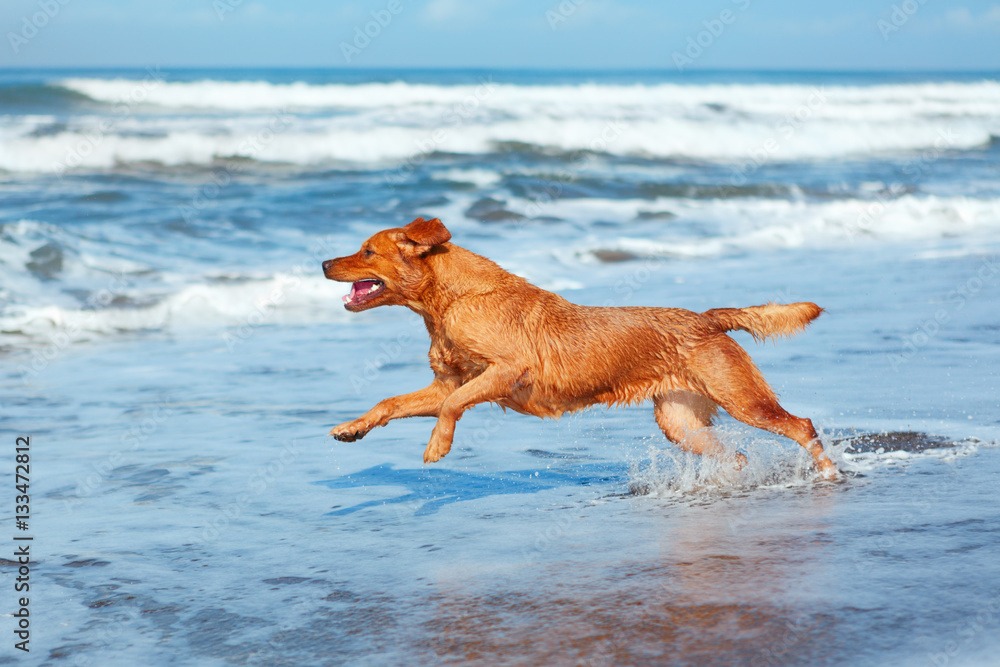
[[322, 217, 452, 312]]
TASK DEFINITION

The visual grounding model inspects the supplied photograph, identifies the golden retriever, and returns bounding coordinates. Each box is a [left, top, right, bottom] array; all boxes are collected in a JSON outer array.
[[323, 217, 837, 478]]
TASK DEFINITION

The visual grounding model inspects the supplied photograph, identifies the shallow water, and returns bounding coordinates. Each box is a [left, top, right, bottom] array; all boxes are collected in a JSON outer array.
[[2, 69, 1000, 665]]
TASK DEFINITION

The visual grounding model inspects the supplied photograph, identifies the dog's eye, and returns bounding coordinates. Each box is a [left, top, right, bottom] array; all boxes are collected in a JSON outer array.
[[363, 248, 374, 258]]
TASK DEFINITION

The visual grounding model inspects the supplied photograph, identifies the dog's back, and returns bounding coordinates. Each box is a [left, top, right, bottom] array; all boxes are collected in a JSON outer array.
[[421, 246, 818, 413]]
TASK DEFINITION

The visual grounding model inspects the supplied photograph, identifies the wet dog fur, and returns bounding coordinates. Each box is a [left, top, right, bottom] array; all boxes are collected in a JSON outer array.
[[323, 217, 837, 477]]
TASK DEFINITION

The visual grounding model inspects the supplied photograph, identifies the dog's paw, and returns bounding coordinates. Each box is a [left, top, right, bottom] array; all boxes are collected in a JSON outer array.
[[422, 440, 451, 464], [815, 456, 841, 480], [329, 421, 370, 442], [733, 447, 748, 471]]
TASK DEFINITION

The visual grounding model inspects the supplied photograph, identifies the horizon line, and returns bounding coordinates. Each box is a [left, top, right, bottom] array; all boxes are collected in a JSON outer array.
[[2, 65, 1000, 74]]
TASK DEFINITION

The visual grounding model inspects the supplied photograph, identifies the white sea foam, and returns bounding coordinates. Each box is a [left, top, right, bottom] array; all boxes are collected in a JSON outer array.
[[1, 273, 348, 347], [57, 78, 1000, 116], [0, 219, 348, 346], [553, 194, 1000, 258], [2, 117, 989, 173], [2, 79, 996, 172], [432, 168, 504, 187]]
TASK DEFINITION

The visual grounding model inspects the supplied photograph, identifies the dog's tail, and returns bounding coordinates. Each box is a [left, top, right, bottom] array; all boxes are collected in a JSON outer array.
[[702, 302, 823, 342]]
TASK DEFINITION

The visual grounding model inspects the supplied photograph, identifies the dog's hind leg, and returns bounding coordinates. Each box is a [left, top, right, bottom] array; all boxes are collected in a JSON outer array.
[[654, 391, 746, 467], [691, 336, 838, 477]]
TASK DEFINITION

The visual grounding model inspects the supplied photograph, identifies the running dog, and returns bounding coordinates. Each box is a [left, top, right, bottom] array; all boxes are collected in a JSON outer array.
[[323, 217, 837, 477]]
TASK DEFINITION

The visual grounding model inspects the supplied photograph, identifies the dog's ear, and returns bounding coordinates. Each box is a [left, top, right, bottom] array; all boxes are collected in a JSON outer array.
[[402, 217, 451, 252]]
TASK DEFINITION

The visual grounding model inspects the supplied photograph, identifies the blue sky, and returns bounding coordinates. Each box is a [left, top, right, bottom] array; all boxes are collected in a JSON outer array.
[[2, 0, 1000, 69]]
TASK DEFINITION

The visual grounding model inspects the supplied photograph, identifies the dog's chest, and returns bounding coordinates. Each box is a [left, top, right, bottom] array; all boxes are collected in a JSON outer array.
[[430, 341, 487, 378]]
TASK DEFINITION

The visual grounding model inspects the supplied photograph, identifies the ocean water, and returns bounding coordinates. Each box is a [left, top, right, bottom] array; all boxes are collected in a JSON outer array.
[[1, 68, 1000, 665]]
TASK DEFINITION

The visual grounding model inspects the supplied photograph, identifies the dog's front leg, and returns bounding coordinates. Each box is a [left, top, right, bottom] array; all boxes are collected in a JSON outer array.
[[330, 379, 454, 442], [423, 365, 523, 463]]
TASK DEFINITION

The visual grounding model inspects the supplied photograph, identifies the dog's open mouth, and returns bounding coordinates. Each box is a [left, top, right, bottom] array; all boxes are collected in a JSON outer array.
[[343, 279, 385, 308]]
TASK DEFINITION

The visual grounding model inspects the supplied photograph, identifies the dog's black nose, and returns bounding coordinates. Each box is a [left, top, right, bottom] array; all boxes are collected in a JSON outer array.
[[322, 260, 333, 273]]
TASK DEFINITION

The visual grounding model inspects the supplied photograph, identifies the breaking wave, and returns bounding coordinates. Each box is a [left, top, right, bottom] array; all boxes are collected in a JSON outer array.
[[1, 78, 997, 172]]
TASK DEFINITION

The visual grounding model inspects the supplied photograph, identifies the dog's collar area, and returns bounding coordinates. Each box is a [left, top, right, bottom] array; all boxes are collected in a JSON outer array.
[[344, 279, 385, 307]]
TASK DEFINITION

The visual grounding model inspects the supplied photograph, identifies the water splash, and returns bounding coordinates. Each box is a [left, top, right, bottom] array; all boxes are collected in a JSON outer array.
[[625, 430, 986, 496]]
